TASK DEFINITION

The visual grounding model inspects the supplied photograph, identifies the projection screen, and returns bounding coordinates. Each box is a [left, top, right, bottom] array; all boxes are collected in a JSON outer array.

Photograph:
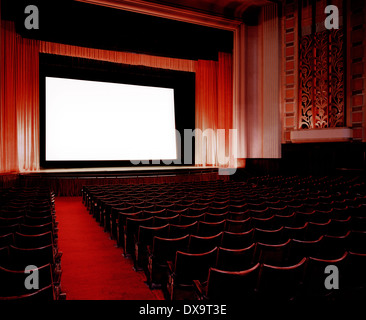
[[45, 77, 177, 161]]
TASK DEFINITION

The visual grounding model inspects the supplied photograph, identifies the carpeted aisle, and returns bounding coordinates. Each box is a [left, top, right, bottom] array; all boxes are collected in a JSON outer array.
[[55, 196, 164, 300]]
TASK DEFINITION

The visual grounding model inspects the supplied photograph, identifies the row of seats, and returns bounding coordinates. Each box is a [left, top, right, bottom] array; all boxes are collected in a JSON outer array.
[[0, 186, 64, 301], [126, 220, 365, 267], [190, 250, 366, 301], [82, 176, 366, 300], [146, 231, 366, 291], [83, 178, 366, 239]]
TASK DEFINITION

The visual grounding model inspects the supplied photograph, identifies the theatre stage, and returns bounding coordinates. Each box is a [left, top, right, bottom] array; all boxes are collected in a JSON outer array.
[[19, 166, 226, 196]]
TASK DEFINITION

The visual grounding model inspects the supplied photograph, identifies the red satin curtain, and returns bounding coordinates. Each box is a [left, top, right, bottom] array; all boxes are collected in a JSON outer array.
[[0, 22, 18, 173], [195, 52, 234, 167], [0, 21, 40, 173]]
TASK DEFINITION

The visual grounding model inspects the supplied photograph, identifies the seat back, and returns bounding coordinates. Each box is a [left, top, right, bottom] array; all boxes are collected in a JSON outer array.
[[225, 218, 252, 233], [288, 236, 324, 263], [302, 252, 348, 299], [153, 215, 180, 227], [255, 239, 291, 266], [152, 235, 190, 265], [257, 257, 307, 300], [0, 233, 14, 247], [0, 217, 24, 227], [251, 216, 276, 230], [216, 243, 256, 271], [343, 252, 366, 295], [168, 222, 198, 238], [284, 222, 308, 241], [179, 213, 205, 225], [318, 232, 351, 259], [274, 212, 296, 228], [204, 212, 228, 223], [14, 232, 53, 249], [347, 230, 366, 253], [305, 220, 331, 240], [0, 264, 53, 297], [0, 224, 20, 236], [24, 215, 53, 226], [254, 226, 286, 245], [0, 284, 55, 301], [196, 220, 226, 237], [19, 223, 53, 236], [0, 246, 9, 265], [8, 245, 54, 270], [206, 263, 261, 300], [174, 247, 218, 284], [188, 232, 223, 254], [221, 229, 254, 249]]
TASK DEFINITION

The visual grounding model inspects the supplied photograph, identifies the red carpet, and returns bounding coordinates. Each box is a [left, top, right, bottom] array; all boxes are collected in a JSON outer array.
[[55, 197, 164, 300]]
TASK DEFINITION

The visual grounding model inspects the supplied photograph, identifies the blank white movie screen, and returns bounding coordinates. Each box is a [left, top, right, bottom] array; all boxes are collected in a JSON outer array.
[[45, 77, 177, 161]]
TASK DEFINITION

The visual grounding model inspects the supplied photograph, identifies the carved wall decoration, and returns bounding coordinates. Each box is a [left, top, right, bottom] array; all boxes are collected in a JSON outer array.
[[299, 29, 344, 129], [299, 35, 314, 129], [329, 28, 344, 127]]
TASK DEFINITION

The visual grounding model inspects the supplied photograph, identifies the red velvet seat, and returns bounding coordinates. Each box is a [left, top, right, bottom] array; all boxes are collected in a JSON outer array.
[[146, 235, 190, 288], [188, 232, 223, 254], [288, 236, 324, 264], [0, 264, 57, 299], [179, 213, 205, 225], [168, 221, 198, 238], [257, 257, 307, 301], [196, 220, 226, 237], [167, 247, 218, 300], [134, 224, 170, 270], [0, 233, 14, 247], [255, 239, 291, 266], [225, 217, 252, 233], [221, 229, 254, 249], [153, 214, 180, 227], [204, 212, 228, 223], [254, 226, 287, 245], [301, 252, 348, 301], [341, 252, 366, 300], [194, 263, 261, 301], [123, 216, 154, 256], [216, 243, 256, 271]]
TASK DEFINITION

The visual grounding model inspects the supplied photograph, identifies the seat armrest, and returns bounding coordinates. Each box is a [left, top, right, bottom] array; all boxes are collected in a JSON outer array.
[[147, 245, 153, 256], [193, 280, 203, 297], [167, 261, 174, 273]]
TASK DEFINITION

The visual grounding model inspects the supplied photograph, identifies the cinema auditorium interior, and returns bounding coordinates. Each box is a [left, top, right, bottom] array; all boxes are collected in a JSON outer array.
[[0, 0, 366, 304]]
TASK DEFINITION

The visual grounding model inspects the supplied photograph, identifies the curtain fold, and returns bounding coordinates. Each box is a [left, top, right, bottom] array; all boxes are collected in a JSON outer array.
[[0, 21, 40, 173], [16, 36, 40, 172], [195, 53, 234, 167], [1, 22, 19, 173], [40, 42, 196, 73]]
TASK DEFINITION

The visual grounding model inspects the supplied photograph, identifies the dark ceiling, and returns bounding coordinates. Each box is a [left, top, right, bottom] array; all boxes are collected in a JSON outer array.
[[142, 0, 280, 19], [1, 0, 281, 60], [1, 0, 238, 60]]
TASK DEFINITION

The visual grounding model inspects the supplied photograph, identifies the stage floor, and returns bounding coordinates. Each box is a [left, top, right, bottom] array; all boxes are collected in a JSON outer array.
[[36, 166, 217, 174], [20, 166, 220, 179]]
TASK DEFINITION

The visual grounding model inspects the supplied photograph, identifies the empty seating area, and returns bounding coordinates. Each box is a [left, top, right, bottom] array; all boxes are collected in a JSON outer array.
[[82, 176, 366, 301], [0, 186, 64, 301]]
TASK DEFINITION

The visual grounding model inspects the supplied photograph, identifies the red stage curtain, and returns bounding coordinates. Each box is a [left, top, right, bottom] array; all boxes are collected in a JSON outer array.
[[196, 52, 234, 168], [40, 42, 196, 73], [0, 22, 18, 173], [0, 21, 40, 173]]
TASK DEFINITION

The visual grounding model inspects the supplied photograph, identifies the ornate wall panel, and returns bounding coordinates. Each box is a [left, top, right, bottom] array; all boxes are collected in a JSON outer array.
[[299, 35, 314, 129], [329, 29, 345, 127], [314, 31, 329, 128], [299, 29, 345, 129]]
